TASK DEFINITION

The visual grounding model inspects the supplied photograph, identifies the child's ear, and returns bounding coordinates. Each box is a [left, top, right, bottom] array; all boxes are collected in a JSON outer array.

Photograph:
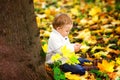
[[56, 27, 61, 30]]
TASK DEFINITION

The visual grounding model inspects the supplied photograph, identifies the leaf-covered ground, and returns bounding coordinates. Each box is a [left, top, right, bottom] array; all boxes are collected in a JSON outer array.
[[34, 0, 120, 80]]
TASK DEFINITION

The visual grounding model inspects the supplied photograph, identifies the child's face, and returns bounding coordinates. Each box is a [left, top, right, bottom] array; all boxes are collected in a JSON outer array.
[[57, 24, 72, 37]]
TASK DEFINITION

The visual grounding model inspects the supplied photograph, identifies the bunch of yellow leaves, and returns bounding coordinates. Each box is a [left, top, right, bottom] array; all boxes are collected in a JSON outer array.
[[51, 53, 62, 62], [61, 45, 80, 65], [98, 59, 115, 72], [61, 45, 73, 58], [51, 45, 80, 65]]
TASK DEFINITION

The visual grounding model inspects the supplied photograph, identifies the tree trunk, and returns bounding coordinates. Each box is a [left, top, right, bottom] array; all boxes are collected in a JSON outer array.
[[0, 0, 49, 80]]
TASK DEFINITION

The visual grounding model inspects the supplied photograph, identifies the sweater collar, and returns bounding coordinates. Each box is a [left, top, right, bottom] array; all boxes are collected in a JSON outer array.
[[52, 29, 68, 39]]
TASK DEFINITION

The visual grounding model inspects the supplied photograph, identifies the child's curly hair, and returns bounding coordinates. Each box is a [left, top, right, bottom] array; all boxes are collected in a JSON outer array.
[[52, 13, 73, 29]]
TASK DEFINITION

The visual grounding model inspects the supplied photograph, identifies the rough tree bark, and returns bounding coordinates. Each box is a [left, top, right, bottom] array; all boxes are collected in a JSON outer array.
[[0, 0, 49, 80]]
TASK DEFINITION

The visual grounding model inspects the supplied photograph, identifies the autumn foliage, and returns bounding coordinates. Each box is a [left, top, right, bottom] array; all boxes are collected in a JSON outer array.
[[34, 0, 120, 79]]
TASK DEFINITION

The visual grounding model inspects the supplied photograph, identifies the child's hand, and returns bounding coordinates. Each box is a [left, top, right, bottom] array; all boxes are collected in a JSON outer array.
[[74, 43, 81, 52]]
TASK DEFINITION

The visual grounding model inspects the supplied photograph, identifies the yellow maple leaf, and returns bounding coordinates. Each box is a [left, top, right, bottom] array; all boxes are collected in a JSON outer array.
[[92, 15, 99, 22], [89, 6, 101, 16], [93, 51, 108, 59], [70, 8, 79, 16], [115, 57, 120, 65], [80, 18, 87, 25], [43, 31, 50, 37], [98, 60, 115, 72], [77, 29, 91, 40], [86, 36, 97, 45], [42, 44, 48, 53], [36, 16, 40, 28], [80, 44, 90, 53], [115, 26, 120, 34], [65, 72, 81, 80], [90, 46, 104, 53], [45, 7, 56, 16]]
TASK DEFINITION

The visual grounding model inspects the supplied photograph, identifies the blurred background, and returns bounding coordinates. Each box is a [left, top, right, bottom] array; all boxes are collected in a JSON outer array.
[[34, 0, 120, 56], [33, 0, 120, 79]]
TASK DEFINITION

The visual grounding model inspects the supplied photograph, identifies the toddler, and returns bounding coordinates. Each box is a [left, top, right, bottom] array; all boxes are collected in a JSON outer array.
[[46, 13, 91, 75]]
